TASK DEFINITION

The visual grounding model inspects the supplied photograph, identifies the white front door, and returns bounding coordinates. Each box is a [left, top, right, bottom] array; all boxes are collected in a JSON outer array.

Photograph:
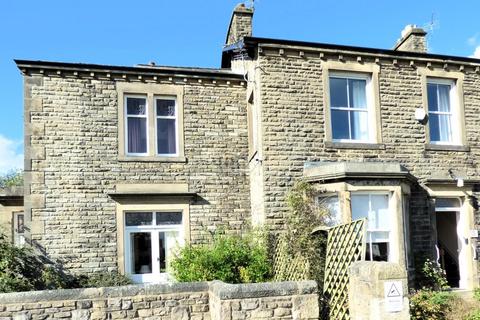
[[124, 211, 183, 283]]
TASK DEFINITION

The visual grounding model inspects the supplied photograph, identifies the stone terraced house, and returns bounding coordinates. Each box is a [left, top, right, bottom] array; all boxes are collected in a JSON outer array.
[[8, 3, 480, 289]]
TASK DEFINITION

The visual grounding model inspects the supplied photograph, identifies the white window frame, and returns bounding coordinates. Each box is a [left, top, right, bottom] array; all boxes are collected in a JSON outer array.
[[155, 96, 179, 157], [124, 210, 184, 283], [329, 72, 375, 143], [125, 95, 149, 156], [351, 191, 392, 262], [316, 193, 341, 227], [427, 78, 460, 145]]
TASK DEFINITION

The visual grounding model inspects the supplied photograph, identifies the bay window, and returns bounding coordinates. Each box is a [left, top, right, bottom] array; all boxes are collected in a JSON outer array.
[[351, 193, 391, 261], [317, 194, 341, 227]]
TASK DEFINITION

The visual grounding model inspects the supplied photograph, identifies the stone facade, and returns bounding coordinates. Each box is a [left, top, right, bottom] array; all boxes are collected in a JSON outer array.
[[14, 4, 480, 289], [253, 47, 480, 226], [20, 70, 250, 273], [242, 43, 480, 287], [0, 280, 318, 320]]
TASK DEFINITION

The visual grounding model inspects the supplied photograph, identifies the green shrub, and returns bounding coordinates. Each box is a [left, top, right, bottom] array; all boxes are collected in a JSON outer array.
[[171, 232, 272, 283], [474, 288, 480, 302], [410, 290, 455, 320], [0, 234, 68, 293], [77, 272, 132, 288], [0, 233, 134, 292], [466, 310, 480, 320], [273, 181, 329, 287], [415, 258, 449, 291]]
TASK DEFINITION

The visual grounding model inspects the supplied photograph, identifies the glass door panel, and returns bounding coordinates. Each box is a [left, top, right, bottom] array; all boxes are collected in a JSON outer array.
[[130, 232, 152, 274], [159, 232, 166, 273]]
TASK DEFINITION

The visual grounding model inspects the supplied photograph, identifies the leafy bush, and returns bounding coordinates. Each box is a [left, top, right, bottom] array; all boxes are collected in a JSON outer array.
[[77, 272, 132, 288], [0, 234, 69, 293], [0, 233, 134, 292], [171, 232, 272, 283], [474, 288, 480, 301], [273, 181, 329, 287], [416, 258, 450, 291], [466, 310, 480, 320], [0, 170, 23, 188], [410, 290, 455, 320]]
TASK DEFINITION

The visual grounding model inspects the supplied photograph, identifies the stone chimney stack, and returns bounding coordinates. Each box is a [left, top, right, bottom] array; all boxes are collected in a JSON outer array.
[[393, 25, 427, 53], [225, 3, 254, 46]]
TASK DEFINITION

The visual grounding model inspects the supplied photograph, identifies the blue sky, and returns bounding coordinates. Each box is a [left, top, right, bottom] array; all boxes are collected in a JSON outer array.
[[0, 0, 479, 173]]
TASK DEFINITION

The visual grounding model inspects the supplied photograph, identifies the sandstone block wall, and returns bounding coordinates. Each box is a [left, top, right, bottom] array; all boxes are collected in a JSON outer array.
[[24, 73, 250, 273], [0, 281, 319, 320], [256, 49, 480, 264]]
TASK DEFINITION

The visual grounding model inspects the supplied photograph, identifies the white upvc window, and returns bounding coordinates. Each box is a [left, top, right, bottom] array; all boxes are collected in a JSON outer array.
[[351, 192, 391, 262], [329, 73, 373, 142], [317, 194, 341, 227], [124, 211, 183, 283], [155, 97, 178, 156], [427, 78, 460, 145], [125, 95, 148, 155]]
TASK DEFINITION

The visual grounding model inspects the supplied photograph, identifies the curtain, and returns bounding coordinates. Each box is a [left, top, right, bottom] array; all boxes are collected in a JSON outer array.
[[157, 119, 176, 154], [350, 79, 369, 140], [437, 84, 452, 142], [128, 117, 147, 153]]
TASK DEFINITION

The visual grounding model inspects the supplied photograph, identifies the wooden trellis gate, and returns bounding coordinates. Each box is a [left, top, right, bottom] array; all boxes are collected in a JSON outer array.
[[323, 219, 367, 320]]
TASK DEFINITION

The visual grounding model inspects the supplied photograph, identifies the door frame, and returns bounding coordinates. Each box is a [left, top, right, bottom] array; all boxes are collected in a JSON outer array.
[[123, 212, 184, 283], [427, 185, 478, 290], [116, 202, 190, 280], [434, 207, 461, 287]]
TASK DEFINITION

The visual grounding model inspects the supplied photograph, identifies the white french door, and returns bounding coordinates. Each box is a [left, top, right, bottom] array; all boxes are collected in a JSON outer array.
[[124, 211, 183, 283]]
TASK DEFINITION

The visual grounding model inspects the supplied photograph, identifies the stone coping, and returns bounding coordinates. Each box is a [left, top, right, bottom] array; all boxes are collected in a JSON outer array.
[[0, 280, 317, 305], [349, 261, 408, 280], [303, 161, 416, 182], [0, 282, 208, 304], [209, 280, 317, 300]]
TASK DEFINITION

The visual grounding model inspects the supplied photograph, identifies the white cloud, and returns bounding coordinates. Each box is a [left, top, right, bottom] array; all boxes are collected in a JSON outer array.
[[471, 46, 480, 59], [0, 135, 23, 174]]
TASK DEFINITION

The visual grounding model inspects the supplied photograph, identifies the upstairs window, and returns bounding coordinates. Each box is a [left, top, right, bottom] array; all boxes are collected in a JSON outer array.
[[427, 79, 459, 145], [329, 74, 371, 142], [118, 83, 185, 161], [156, 98, 178, 156], [126, 96, 148, 155]]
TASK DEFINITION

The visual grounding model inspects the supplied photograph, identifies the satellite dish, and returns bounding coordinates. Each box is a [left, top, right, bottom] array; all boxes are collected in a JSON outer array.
[[415, 108, 427, 122]]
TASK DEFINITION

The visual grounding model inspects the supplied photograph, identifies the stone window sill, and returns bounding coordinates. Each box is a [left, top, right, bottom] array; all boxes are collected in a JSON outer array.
[[325, 141, 386, 150], [424, 144, 470, 152], [118, 155, 187, 163]]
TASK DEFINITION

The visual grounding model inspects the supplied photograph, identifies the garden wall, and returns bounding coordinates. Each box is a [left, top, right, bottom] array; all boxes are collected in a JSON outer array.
[[0, 280, 318, 320]]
